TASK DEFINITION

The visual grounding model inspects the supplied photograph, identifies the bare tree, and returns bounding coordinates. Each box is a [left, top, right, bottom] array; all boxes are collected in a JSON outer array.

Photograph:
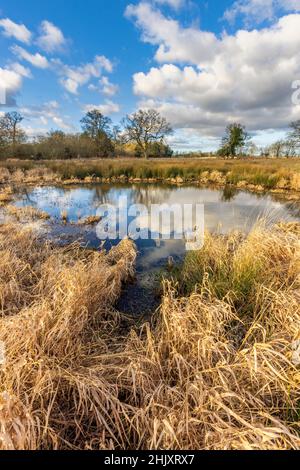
[[0, 111, 26, 146], [123, 109, 173, 159], [288, 120, 300, 155], [244, 142, 259, 157], [268, 140, 286, 158], [283, 139, 297, 157], [0, 119, 6, 148]]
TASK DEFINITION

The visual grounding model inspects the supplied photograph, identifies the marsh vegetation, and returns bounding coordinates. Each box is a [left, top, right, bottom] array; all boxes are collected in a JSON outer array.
[[1, 157, 300, 196], [0, 221, 299, 450], [0, 155, 300, 450]]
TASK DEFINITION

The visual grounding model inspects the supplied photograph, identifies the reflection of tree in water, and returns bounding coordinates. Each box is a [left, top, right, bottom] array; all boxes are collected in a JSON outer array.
[[221, 185, 237, 202], [22, 188, 36, 205], [90, 183, 175, 208], [92, 184, 113, 205], [129, 184, 174, 206]]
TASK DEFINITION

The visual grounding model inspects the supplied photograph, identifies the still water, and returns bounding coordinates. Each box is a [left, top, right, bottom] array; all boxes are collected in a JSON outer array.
[[14, 183, 300, 314]]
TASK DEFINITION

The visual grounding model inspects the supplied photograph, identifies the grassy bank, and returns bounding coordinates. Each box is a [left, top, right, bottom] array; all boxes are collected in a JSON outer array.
[[0, 158, 300, 194], [0, 222, 299, 450]]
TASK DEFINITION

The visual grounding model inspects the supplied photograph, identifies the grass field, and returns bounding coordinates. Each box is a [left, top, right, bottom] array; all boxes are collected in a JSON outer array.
[[0, 158, 300, 192], [0, 221, 299, 450]]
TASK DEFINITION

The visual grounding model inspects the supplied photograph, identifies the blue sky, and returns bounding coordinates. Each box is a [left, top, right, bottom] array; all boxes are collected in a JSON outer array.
[[1, 0, 300, 151]]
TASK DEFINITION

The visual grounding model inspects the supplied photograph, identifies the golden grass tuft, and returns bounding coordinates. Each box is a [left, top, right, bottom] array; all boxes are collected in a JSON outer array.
[[77, 215, 102, 225], [291, 173, 300, 191], [5, 205, 50, 221], [121, 285, 300, 450], [119, 224, 300, 450], [276, 222, 300, 235], [0, 224, 137, 449], [0, 187, 13, 205], [0, 222, 299, 450]]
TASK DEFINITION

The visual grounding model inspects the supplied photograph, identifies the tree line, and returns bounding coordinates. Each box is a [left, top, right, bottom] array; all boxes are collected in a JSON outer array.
[[0, 108, 300, 160], [0, 109, 173, 160], [218, 121, 300, 158]]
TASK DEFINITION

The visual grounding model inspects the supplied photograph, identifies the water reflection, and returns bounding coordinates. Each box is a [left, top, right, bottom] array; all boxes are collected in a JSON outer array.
[[221, 185, 238, 202], [14, 183, 300, 270]]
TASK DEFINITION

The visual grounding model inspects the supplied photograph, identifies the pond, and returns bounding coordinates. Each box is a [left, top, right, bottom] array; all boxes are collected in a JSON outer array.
[[13, 183, 300, 315]]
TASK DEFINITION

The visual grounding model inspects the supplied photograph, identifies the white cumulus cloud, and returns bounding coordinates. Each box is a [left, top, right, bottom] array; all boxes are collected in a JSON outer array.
[[55, 55, 114, 95], [37, 20, 67, 53], [8, 62, 32, 78], [83, 100, 120, 115], [0, 18, 32, 44], [154, 0, 184, 9], [126, 2, 217, 64], [20, 101, 72, 131], [224, 0, 300, 26], [100, 76, 119, 96], [128, 3, 300, 137], [11, 45, 49, 69]]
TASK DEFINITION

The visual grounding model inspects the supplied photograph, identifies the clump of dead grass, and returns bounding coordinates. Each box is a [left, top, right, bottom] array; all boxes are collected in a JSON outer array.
[[0, 222, 299, 450], [0, 168, 11, 184], [0, 224, 137, 449], [5, 205, 50, 221], [117, 223, 300, 450], [291, 173, 300, 191], [0, 187, 13, 205], [77, 215, 101, 225], [275, 222, 300, 235], [0, 167, 59, 185]]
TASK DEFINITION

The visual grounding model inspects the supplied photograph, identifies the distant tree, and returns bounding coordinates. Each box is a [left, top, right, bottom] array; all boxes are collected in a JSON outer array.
[[81, 110, 112, 139], [80, 110, 114, 157], [123, 109, 173, 159], [267, 140, 286, 158], [288, 120, 300, 155], [284, 139, 297, 157], [244, 142, 259, 157], [219, 123, 250, 158], [112, 125, 122, 143], [47, 130, 66, 141], [0, 122, 6, 148], [110, 125, 125, 156], [148, 141, 173, 158], [0, 111, 26, 147]]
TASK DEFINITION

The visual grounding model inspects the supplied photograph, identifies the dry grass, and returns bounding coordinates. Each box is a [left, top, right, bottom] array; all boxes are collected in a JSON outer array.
[[291, 173, 300, 191], [134, 223, 300, 449], [5, 205, 50, 221], [60, 210, 68, 223], [276, 222, 300, 235], [0, 222, 299, 450], [1, 158, 300, 193], [0, 187, 13, 205], [77, 215, 101, 225], [0, 224, 137, 449], [0, 167, 59, 185]]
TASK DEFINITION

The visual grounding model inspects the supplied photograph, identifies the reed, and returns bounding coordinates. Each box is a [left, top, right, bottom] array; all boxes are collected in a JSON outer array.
[[0, 222, 299, 450], [1, 158, 300, 193], [5, 205, 50, 221]]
